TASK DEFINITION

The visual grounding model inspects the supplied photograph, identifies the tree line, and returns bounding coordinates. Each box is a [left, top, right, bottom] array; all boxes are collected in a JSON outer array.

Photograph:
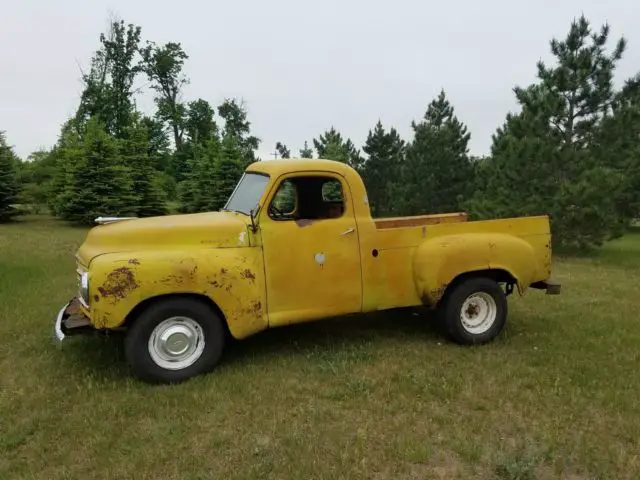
[[1, 14, 639, 250]]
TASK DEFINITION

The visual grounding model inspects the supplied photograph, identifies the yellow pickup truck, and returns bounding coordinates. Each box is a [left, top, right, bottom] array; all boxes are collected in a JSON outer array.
[[53, 158, 560, 383]]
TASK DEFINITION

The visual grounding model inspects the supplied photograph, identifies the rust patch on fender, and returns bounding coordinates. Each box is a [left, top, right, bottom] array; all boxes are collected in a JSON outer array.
[[205, 268, 236, 294], [428, 284, 447, 303], [98, 310, 112, 329], [128, 258, 140, 265], [160, 274, 185, 286], [93, 294, 100, 303], [246, 300, 262, 316], [175, 258, 198, 281], [98, 267, 139, 302], [240, 269, 256, 282]]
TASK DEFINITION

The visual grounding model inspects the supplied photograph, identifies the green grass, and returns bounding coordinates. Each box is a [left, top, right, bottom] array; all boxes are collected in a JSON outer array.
[[1, 216, 640, 479]]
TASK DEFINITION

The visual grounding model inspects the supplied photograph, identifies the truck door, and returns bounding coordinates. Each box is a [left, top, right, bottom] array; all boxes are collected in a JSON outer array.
[[259, 172, 363, 326]]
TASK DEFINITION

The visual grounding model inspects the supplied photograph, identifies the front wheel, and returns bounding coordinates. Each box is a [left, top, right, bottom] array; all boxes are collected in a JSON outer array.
[[439, 277, 507, 345], [125, 297, 225, 384]]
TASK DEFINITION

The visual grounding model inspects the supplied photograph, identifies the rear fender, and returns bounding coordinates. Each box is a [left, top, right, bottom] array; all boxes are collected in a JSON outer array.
[[413, 233, 537, 306]]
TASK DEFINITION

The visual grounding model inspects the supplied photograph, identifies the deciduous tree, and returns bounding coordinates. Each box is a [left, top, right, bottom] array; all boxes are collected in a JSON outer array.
[[76, 19, 143, 138], [16, 149, 57, 214], [185, 99, 218, 146], [218, 99, 260, 165], [141, 41, 189, 150], [275, 142, 291, 158]]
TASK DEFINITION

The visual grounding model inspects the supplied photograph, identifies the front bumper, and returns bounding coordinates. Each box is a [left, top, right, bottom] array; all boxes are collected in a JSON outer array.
[[53, 297, 93, 346]]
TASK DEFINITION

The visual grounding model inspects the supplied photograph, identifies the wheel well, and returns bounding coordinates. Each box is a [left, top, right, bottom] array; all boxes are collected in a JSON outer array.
[[123, 293, 232, 338], [439, 268, 517, 305]]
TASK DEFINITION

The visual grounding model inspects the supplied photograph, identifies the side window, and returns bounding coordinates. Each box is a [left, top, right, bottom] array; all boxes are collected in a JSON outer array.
[[269, 180, 297, 219], [268, 175, 346, 221], [321, 179, 344, 218], [322, 179, 343, 202]]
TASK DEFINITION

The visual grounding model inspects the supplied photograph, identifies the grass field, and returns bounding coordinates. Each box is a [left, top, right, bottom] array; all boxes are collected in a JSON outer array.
[[1, 216, 639, 479]]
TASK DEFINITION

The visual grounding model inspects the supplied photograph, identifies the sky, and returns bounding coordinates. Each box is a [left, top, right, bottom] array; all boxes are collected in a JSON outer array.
[[1, 0, 639, 161]]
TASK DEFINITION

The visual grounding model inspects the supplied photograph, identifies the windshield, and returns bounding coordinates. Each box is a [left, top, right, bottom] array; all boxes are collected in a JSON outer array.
[[224, 173, 270, 215]]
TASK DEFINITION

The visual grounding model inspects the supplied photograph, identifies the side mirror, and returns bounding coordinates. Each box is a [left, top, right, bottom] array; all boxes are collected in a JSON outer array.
[[249, 205, 261, 233]]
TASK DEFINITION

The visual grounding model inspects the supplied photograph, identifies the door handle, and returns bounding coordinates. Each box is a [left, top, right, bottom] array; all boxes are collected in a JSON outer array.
[[340, 227, 355, 236]]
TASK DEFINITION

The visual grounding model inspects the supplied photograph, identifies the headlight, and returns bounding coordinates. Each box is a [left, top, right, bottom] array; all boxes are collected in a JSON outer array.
[[78, 269, 90, 305]]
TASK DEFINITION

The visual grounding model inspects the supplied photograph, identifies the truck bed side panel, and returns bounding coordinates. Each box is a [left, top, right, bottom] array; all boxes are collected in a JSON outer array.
[[360, 216, 551, 311]]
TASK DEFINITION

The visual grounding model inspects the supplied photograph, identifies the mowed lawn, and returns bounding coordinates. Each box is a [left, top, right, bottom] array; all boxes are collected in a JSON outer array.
[[1, 217, 639, 480]]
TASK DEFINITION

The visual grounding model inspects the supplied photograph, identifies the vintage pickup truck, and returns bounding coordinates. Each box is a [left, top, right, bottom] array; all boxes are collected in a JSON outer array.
[[54, 158, 560, 383]]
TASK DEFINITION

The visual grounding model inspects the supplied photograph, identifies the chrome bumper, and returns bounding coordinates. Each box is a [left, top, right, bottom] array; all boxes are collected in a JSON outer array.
[[53, 302, 69, 345], [52, 298, 93, 347]]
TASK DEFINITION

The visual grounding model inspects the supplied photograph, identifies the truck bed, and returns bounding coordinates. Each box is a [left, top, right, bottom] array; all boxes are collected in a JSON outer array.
[[374, 212, 468, 230], [364, 214, 552, 312]]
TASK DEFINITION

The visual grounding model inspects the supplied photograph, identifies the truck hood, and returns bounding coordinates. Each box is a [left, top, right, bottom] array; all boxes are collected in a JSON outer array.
[[76, 211, 250, 265]]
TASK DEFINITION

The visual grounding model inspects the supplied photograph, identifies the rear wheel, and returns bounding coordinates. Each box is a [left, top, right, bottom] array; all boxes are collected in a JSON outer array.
[[125, 297, 225, 384], [439, 277, 507, 345]]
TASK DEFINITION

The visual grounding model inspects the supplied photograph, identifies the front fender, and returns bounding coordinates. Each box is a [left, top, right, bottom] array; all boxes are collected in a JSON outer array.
[[413, 233, 537, 305], [87, 247, 267, 339]]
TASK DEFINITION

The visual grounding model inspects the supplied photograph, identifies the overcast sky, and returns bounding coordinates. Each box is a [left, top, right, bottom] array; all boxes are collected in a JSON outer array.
[[2, 0, 639, 160]]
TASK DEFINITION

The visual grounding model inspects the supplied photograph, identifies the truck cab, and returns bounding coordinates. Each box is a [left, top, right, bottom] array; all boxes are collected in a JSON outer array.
[[54, 159, 560, 384]]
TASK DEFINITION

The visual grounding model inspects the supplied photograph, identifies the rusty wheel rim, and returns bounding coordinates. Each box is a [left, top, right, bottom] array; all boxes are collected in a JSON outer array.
[[460, 292, 497, 335]]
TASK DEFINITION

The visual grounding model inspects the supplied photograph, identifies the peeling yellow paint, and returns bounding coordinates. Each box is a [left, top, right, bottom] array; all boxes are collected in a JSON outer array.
[[74, 158, 556, 340]]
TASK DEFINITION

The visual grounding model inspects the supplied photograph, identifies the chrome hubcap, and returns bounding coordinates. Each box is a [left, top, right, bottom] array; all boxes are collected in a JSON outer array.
[[148, 317, 205, 370], [460, 292, 497, 335]]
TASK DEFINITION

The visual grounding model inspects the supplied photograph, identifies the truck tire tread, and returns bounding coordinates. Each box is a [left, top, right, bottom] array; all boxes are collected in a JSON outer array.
[[124, 297, 225, 384], [440, 277, 507, 345]]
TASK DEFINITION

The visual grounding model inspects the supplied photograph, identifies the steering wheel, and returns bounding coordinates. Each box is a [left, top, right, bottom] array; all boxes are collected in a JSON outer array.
[[269, 204, 285, 218]]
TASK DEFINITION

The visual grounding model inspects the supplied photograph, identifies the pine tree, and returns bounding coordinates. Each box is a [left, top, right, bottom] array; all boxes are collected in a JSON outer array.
[[177, 134, 245, 213], [0, 132, 20, 222], [177, 139, 220, 213], [49, 121, 83, 217], [122, 120, 168, 217], [466, 16, 630, 249], [313, 127, 362, 169], [361, 121, 405, 216], [396, 90, 473, 215], [466, 100, 578, 222], [56, 117, 137, 225], [532, 16, 626, 151], [299, 141, 313, 158], [593, 72, 640, 222], [213, 135, 245, 209]]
